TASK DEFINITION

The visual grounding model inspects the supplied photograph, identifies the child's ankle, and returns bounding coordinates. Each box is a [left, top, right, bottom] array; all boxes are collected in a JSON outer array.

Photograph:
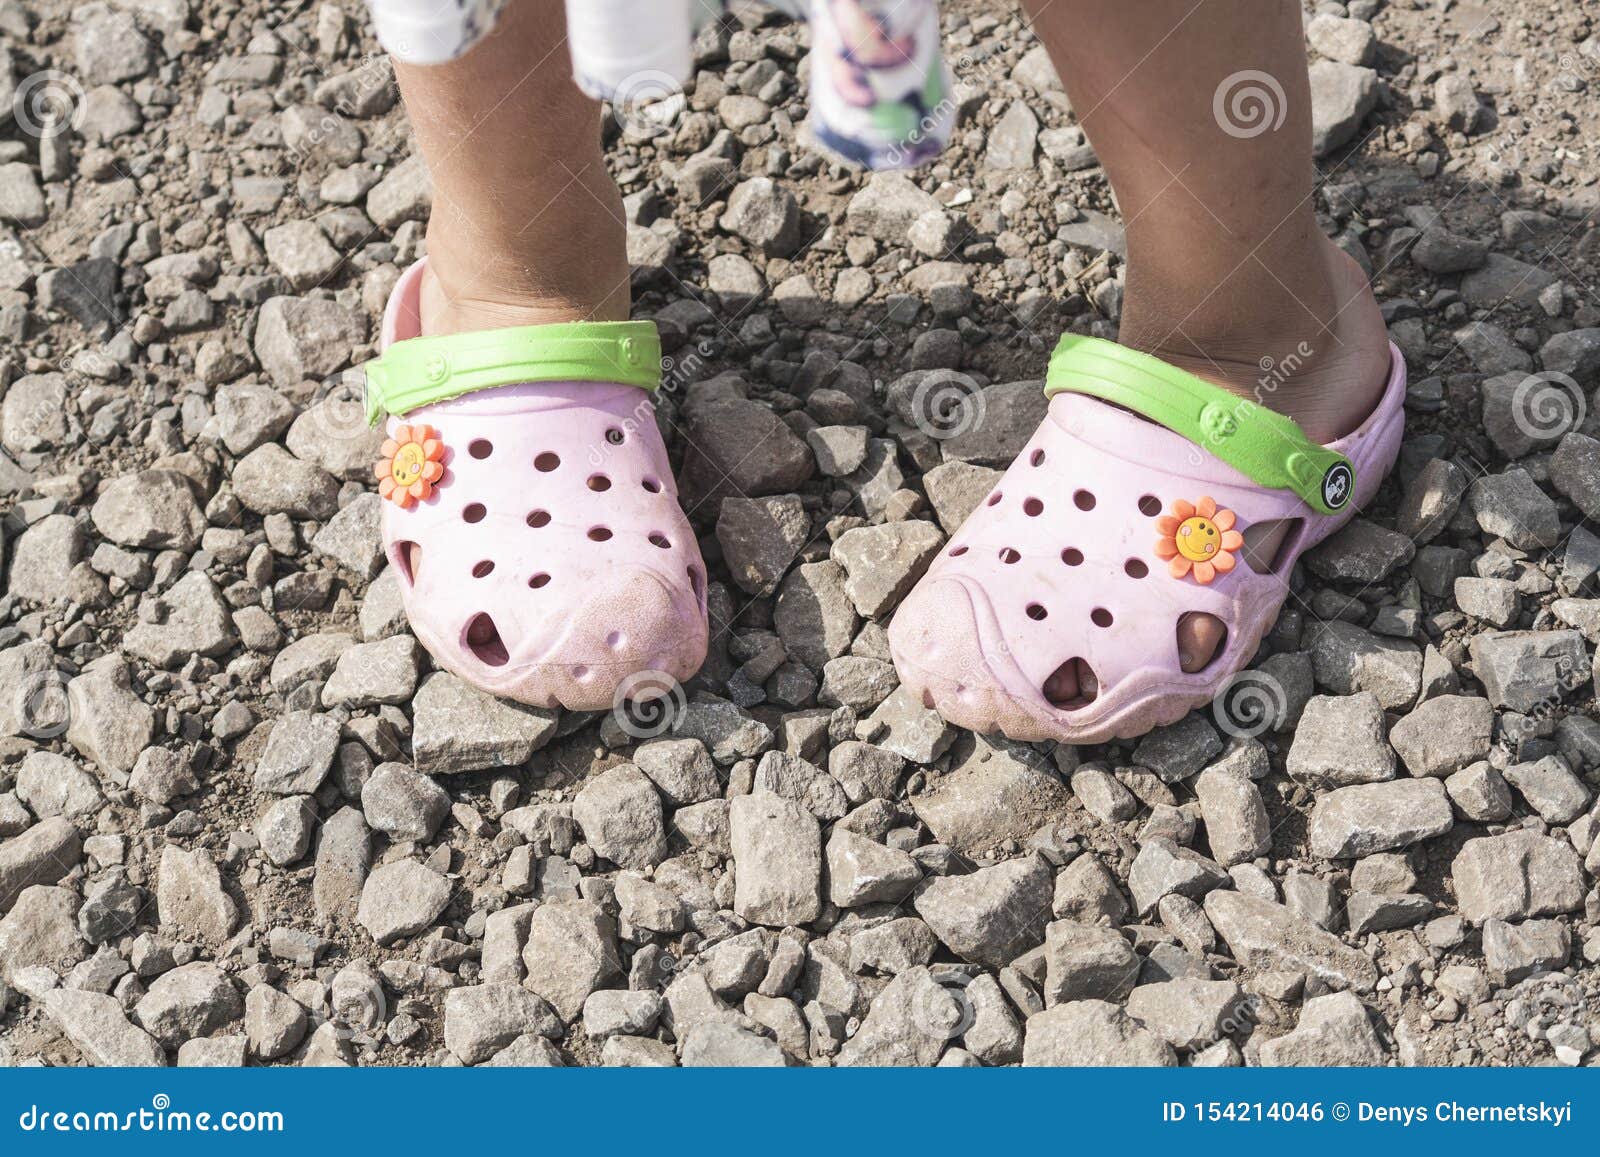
[[417, 234, 630, 338]]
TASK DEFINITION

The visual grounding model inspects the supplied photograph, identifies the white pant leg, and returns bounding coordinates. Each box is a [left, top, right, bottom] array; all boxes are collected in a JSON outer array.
[[365, 0, 509, 65]]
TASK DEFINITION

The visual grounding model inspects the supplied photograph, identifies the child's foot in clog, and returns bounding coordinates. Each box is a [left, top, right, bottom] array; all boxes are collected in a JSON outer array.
[[364, 259, 708, 712]]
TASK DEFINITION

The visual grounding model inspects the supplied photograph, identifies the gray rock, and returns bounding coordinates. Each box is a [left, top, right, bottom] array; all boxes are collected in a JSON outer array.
[[213, 382, 296, 454], [1194, 767, 1270, 866], [729, 792, 822, 926], [2, 373, 71, 454], [312, 806, 371, 920], [1258, 992, 1388, 1065], [1388, 694, 1492, 777], [321, 634, 420, 707], [253, 296, 364, 386], [1469, 630, 1587, 712], [719, 178, 799, 257], [633, 738, 721, 805], [1023, 1000, 1177, 1066], [356, 859, 451, 945], [263, 220, 342, 290], [521, 900, 621, 1020], [1396, 457, 1469, 540], [715, 495, 809, 596], [914, 855, 1052, 968], [1204, 890, 1378, 992], [572, 765, 668, 869], [1308, 622, 1421, 710], [361, 762, 450, 840], [921, 460, 1003, 534], [832, 521, 944, 618], [134, 963, 243, 1047], [43, 989, 167, 1067], [1128, 838, 1230, 915], [126, 572, 238, 667], [253, 711, 341, 794], [1482, 918, 1569, 985], [9, 515, 110, 606], [826, 827, 920, 907], [129, 748, 199, 806], [914, 737, 1071, 851], [1286, 692, 1395, 786], [681, 1020, 786, 1066], [1309, 60, 1379, 155], [1460, 254, 1558, 309], [255, 796, 316, 866], [864, 683, 954, 763], [835, 967, 960, 1067], [1451, 830, 1586, 923], [1502, 754, 1590, 824], [16, 751, 102, 819], [312, 493, 385, 579], [1043, 921, 1139, 1004], [1132, 714, 1223, 783], [91, 470, 206, 551], [1466, 470, 1561, 550], [0, 885, 85, 981], [846, 172, 943, 243], [1307, 778, 1453, 859], [411, 672, 558, 774], [985, 101, 1039, 169], [0, 817, 82, 912], [444, 983, 561, 1064], [1305, 519, 1415, 584], [754, 750, 848, 820], [1551, 432, 1600, 521], [233, 443, 340, 520], [774, 560, 859, 671], [1444, 761, 1514, 822], [156, 846, 238, 946], [245, 985, 307, 1060], [1125, 978, 1245, 1051]]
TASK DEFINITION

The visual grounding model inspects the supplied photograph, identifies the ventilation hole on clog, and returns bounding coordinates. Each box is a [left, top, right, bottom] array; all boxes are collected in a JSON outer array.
[[949, 545, 968, 557], [572, 665, 591, 680], [1023, 497, 1044, 517], [606, 427, 625, 445], [392, 540, 420, 586], [465, 614, 509, 667], [588, 474, 611, 492], [687, 565, 706, 608], [999, 547, 1020, 565], [1073, 489, 1096, 511], [1030, 449, 1045, 467], [1242, 518, 1304, 575], [1137, 494, 1162, 517], [588, 526, 613, 542], [535, 452, 560, 472], [648, 532, 671, 549], [527, 509, 551, 528], [1090, 607, 1113, 628], [921, 688, 937, 709], [468, 439, 493, 460], [606, 631, 625, 650], [1043, 658, 1099, 709], [986, 491, 1003, 506], [463, 503, 486, 524], [472, 560, 495, 578], [642, 476, 662, 493], [1061, 548, 1084, 566], [1026, 603, 1048, 621], [1124, 558, 1148, 579], [529, 573, 551, 589]]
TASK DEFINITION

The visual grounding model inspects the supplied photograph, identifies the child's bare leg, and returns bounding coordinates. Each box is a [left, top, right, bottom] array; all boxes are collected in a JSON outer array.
[[1025, 0, 1392, 676], [392, 0, 631, 333]]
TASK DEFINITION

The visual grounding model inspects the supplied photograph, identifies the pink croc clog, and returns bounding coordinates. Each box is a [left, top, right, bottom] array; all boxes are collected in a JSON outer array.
[[888, 335, 1406, 745], [363, 259, 708, 712]]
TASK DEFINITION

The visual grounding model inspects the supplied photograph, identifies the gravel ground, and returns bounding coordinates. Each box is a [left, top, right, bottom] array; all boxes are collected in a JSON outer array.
[[1, 0, 1598, 1068]]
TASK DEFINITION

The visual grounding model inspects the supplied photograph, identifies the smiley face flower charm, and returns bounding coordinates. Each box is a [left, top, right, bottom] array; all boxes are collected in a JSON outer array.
[[1153, 496, 1244, 584], [376, 423, 445, 508]]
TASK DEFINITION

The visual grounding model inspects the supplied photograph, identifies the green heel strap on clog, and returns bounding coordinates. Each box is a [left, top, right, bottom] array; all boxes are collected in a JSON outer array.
[[362, 321, 662, 425], [1044, 334, 1356, 516]]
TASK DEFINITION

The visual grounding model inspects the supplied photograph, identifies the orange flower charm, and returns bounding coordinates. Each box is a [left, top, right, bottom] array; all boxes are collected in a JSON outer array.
[[376, 423, 445, 508], [1153, 496, 1244, 584]]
